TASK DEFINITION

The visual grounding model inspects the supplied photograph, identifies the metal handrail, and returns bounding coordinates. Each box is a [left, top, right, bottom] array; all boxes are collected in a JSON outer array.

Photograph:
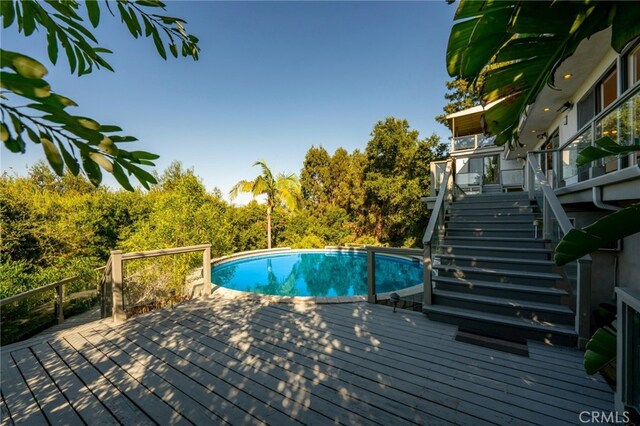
[[527, 153, 592, 347], [528, 155, 576, 236], [421, 160, 453, 307]]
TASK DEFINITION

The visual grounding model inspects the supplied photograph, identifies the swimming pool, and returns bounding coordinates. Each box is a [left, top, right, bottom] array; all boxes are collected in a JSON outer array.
[[210, 249, 422, 297]]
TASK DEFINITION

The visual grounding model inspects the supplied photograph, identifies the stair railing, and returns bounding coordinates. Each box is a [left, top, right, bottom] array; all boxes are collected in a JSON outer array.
[[422, 160, 454, 307], [527, 152, 593, 347]]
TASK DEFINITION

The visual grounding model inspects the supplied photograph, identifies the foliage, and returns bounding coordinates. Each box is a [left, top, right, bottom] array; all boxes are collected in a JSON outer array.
[[576, 136, 640, 167], [1, 0, 200, 189], [434, 78, 481, 129], [446, 1, 640, 147], [363, 118, 447, 245], [555, 203, 640, 266], [230, 160, 301, 249], [584, 321, 617, 375]]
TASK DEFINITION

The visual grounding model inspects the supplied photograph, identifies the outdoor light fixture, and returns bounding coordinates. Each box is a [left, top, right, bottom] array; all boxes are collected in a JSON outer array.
[[390, 292, 400, 313], [558, 101, 574, 113], [563, 73, 573, 79], [543, 107, 550, 112]]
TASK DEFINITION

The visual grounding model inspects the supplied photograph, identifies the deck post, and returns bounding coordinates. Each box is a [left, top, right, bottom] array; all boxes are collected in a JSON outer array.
[[576, 257, 592, 349], [111, 250, 126, 324], [55, 284, 64, 324], [202, 245, 212, 298], [367, 248, 376, 303], [423, 245, 432, 306]]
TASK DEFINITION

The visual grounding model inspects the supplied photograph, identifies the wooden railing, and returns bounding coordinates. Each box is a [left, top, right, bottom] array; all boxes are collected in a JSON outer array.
[[422, 160, 454, 307], [366, 246, 423, 303], [104, 244, 212, 324], [1, 266, 106, 326]]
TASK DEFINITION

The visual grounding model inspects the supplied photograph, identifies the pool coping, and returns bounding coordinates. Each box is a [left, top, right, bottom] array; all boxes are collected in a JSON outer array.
[[210, 283, 367, 304]]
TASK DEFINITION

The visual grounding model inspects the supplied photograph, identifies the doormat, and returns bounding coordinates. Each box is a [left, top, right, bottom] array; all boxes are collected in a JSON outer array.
[[455, 329, 529, 357]]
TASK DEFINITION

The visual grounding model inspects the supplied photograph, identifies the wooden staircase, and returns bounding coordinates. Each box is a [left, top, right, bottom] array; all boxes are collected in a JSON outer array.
[[423, 192, 577, 346]]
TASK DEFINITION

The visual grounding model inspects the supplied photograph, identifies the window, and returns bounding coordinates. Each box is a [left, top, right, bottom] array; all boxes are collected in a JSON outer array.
[[599, 68, 618, 111], [483, 155, 499, 184], [625, 43, 640, 90], [577, 89, 596, 130]]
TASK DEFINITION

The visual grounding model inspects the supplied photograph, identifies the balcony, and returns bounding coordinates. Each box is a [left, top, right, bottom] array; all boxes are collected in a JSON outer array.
[[555, 86, 639, 191], [452, 133, 497, 152]]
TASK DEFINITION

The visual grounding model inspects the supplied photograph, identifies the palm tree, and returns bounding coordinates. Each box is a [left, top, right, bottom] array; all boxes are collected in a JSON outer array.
[[229, 160, 300, 249]]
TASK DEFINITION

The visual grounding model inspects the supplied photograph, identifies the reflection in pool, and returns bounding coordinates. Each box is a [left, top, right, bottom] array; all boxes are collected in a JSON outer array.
[[210, 250, 422, 297]]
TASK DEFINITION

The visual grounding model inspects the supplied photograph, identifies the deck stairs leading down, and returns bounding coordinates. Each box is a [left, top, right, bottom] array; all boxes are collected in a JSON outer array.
[[423, 192, 578, 346]]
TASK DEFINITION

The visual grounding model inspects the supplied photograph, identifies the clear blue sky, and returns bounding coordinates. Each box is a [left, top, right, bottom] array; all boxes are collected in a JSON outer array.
[[1, 1, 455, 203]]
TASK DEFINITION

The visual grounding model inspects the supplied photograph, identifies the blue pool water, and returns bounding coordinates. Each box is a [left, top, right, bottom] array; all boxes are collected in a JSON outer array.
[[210, 250, 422, 297]]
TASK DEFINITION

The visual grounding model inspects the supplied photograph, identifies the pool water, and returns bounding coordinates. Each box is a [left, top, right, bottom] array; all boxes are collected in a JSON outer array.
[[210, 250, 422, 297]]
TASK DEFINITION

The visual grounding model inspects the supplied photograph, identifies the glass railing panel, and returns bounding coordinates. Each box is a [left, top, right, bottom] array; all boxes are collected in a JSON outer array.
[[455, 172, 481, 186], [453, 135, 475, 151], [595, 90, 640, 172], [477, 134, 496, 147], [561, 127, 592, 186]]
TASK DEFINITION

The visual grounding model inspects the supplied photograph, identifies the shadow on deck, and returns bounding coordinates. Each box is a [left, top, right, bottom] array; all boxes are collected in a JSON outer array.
[[0, 293, 614, 425]]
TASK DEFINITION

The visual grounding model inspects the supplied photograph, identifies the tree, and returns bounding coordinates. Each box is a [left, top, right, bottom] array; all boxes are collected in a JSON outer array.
[[229, 160, 301, 249], [434, 78, 481, 130], [1, 0, 200, 190], [446, 0, 640, 147], [362, 118, 444, 246], [300, 146, 331, 208]]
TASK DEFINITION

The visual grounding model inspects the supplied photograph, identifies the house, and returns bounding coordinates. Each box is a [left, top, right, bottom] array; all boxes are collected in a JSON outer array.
[[425, 27, 639, 415]]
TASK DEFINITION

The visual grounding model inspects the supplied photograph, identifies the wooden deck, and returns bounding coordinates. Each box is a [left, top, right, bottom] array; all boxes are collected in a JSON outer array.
[[1, 293, 613, 425]]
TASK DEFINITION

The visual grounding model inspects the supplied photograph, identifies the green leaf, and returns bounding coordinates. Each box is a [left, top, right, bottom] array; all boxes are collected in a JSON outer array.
[[26, 127, 39, 144], [0, 71, 51, 98], [21, 1, 36, 36], [611, 1, 640, 53], [555, 204, 640, 265], [151, 28, 167, 60], [1, 49, 48, 79], [99, 125, 123, 133], [41, 137, 65, 176], [110, 135, 138, 143], [576, 137, 640, 166], [81, 152, 103, 186], [112, 161, 134, 191], [64, 41, 77, 74], [584, 327, 617, 375], [58, 141, 80, 175], [118, 3, 139, 38], [135, 0, 166, 8], [75, 116, 100, 130], [89, 152, 113, 172], [8, 112, 23, 135], [85, 0, 100, 27], [130, 150, 160, 160], [0, 122, 9, 142], [1, 0, 15, 28], [46, 28, 59, 65], [4, 135, 25, 153], [169, 43, 178, 58]]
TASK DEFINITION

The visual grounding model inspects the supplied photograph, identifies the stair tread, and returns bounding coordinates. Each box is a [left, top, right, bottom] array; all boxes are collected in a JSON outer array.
[[444, 236, 547, 242], [423, 305, 577, 335], [446, 227, 533, 231], [434, 264, 562, 280], [432, 275, 567, 295], [440, 244, 551, 254], [446, 219, 534, 224], [437, 253, 554, 266], [433, 289, 573, 314]]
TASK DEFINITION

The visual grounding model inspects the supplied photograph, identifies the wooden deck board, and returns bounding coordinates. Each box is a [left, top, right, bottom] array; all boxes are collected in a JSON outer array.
[[176, 300, 596, 424], [1, 295, 614, 425]]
